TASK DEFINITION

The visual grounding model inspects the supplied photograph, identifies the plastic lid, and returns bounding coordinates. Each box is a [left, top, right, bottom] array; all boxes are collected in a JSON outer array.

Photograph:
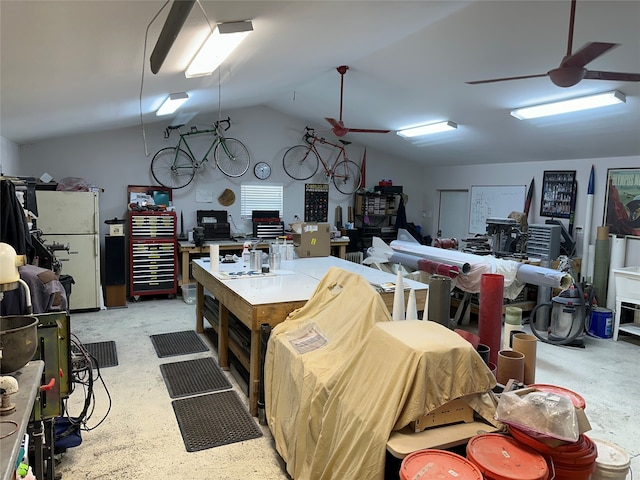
[[400, 449, 483, 480], [592, 438, 631, 469], [466, 434, 548, 480], [528, 383, 586, 409]]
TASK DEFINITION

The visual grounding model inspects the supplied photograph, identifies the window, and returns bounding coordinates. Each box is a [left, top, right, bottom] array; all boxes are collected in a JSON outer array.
[[241, 184, 283, 219]]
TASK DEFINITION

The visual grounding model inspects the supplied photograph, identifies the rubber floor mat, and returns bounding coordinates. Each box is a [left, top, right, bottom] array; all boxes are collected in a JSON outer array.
[[72, 341, 118, 368], [172, 390, 262, 452], [160, 356, 231, 399], [150, 330, 209, 358]]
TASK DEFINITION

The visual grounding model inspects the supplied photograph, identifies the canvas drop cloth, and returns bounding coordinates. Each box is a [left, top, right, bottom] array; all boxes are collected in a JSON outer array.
[[265, 267, 495, 480]]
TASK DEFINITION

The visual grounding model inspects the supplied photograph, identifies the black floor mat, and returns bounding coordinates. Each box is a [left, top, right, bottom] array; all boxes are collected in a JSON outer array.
[[73, 341, 118, 368], [160, 356, 231, 399], [172, 390, 262, 452], [150, 330, 209, 358]]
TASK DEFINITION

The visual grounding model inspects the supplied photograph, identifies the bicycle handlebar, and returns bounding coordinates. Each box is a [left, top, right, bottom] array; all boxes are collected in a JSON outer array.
[[215, 117, 231, 131]]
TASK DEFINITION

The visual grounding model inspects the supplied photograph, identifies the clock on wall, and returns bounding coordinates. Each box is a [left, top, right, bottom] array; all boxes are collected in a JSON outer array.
[[254, 162, 271, 180]]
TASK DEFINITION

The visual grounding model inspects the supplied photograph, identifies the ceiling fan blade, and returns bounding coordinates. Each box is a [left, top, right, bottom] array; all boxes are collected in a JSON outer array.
[[584, 70, 640, 82], [150, 0, 196, 74], [325, 118, 343, 129], [466, 73, 548, 85], [561, 42, 619, 69], [345, 128, 391, 134]]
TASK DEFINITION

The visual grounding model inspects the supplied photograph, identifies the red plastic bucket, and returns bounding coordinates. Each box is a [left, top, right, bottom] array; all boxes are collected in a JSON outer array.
[[399, 449, 483, 480], [466, 434, 548, 480], [509, 427, 597, 480]]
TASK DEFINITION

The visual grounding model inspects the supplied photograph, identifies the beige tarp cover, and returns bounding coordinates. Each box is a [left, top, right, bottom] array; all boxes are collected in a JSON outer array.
[[265, 267, 496, 480]]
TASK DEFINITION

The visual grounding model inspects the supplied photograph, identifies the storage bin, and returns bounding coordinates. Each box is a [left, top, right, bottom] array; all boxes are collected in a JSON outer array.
[[182, 284, 196, 304]]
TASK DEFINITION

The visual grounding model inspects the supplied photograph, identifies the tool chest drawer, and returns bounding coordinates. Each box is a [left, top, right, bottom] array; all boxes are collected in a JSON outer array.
[[129, 211, 177, 297]]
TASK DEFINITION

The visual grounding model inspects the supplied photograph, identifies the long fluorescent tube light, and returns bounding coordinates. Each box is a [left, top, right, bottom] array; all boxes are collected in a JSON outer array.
[[156, 92, 189, 116], [510, 90, 626, 120], [185, 21, 253, 78], [396, 121, 457, 138]]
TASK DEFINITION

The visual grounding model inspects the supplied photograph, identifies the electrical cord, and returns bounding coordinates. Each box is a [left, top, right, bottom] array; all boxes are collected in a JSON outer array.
[[57, 334, 112, 441]]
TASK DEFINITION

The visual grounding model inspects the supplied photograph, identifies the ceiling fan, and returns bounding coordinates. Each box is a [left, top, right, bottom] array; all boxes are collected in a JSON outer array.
[[466, 0, 640, 88], [325, 66, 390, 137]]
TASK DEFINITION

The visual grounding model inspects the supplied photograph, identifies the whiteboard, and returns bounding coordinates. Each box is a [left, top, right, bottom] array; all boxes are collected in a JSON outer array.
[[469, 185, 526, 234]]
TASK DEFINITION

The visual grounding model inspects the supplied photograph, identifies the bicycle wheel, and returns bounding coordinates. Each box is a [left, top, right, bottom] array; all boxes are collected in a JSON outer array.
[[151, 147, 196, 189], [283, 145, 319, 180], [332, 160, 362, 195], [214, 137, 250, 177]]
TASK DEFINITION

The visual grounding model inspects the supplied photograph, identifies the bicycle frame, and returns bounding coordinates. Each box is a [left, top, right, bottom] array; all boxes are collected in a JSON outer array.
[[173, 126, 219, 166], [306, 134, 349, 178]]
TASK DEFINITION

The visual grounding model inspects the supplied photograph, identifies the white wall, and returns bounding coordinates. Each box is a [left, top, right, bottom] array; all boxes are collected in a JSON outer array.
[[422, 155, 640, 265], [17, 105, 426, 241], [1, 136, 20, 175]]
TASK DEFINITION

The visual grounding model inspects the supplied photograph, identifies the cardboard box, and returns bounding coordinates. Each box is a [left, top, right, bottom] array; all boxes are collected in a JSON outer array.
[[293, 223, 331, 257], [411, 398, 475, 433]]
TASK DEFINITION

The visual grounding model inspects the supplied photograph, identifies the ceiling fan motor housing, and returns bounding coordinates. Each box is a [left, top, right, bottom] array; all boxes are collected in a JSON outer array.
[[548, 66, 587, 87]]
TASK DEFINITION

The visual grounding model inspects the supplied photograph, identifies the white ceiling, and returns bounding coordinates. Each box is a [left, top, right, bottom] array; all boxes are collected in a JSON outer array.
[[2, 0, 639, 167]]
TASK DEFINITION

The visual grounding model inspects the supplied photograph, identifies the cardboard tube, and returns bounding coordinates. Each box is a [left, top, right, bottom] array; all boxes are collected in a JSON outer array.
[[503, 306, 522, 350], [497, 350, 525, 385], [427, 274, 451, 327], [511, 333, 537, 385], [478, 273, 504, 366], [593, 234, 611, 306]]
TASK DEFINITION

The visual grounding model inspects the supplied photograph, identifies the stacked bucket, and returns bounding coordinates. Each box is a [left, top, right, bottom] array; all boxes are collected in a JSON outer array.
[[399, 384, 631, 480]]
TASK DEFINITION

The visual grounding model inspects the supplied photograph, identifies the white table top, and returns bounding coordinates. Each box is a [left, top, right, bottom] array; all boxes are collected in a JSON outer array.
[[193, 256, 427, 306]]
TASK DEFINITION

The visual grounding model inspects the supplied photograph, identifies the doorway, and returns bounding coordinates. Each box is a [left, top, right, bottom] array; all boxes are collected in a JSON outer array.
[[438, 190, 469, 248]]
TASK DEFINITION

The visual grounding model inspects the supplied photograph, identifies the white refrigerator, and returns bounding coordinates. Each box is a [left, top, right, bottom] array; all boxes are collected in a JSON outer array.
[[35, 191, 102, 310]]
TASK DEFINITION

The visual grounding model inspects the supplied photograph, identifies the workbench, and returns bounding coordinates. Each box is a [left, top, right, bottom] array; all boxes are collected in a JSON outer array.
[[192, 256, 428, 416], [1, 360, 45, 480], [179, 238, 349, 285]]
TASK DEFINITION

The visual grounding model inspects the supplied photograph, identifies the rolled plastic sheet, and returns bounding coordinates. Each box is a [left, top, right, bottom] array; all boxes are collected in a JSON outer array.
[[606, 235, 626, 311], [478, 273, 504, 366], [392, 269, 405, 320], [209, 244, 219, 271], [511, 333, 537, 385], [390, 239, 472, 274], [593, 226, 610, 306], [427, 274, 451, 327], [406, 289, 418, 320], [416, 258, 460, 278], [516, 264, 572, 290], [388, 251, 420, 270]]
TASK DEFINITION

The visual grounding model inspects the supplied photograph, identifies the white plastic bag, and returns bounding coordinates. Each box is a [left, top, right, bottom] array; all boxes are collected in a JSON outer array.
[[496, 390, 579, 442]]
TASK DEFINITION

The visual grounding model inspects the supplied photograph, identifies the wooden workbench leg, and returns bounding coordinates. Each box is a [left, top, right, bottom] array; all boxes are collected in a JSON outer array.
[[339, 244, 346, 259], [249, 328, 260, 417], [195, 283, 204, 333], [218, 305, 230, 369], [182, 250, 190, 286]]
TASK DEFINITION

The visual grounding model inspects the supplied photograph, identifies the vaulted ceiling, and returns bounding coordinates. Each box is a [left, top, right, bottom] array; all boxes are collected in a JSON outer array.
[[2, 0, 639, 166]]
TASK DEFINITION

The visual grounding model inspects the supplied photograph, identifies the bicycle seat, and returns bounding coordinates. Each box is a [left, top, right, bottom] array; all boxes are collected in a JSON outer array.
[[167, 124, 185, 130], [339, 139, 351, 146]]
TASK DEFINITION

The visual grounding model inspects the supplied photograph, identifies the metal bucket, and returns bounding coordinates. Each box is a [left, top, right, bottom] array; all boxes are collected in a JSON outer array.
[[0, 315, 39, 373]]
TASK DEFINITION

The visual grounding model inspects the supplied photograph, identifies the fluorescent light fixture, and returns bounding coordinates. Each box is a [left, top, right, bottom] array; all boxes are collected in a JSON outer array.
[[396, 121, 457, 138], [185, 20, 253, 78], [511, 90, 626, 120], [156, 92, 189, 116]]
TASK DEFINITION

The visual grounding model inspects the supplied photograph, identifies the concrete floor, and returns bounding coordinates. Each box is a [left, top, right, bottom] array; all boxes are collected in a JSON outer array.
[[56, 297, 639, 480]]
